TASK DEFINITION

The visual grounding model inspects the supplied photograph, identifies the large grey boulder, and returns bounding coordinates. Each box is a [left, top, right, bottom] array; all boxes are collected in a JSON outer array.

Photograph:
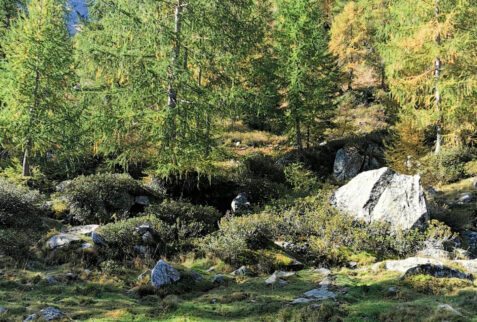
[[333, 147, 365, 181], [151, 260, 180, 288], [46, 234, 81, 249], [330, 167, 429, 230]]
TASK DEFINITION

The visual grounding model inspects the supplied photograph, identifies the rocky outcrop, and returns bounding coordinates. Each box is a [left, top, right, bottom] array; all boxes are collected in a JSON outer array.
[[401, 264, 473, 281], [46, 234, 81, 249], [151, 260, 180, 288], [333, 144, 383, 181], [330, 167, 429, 230], [333, 147, 365, 181]]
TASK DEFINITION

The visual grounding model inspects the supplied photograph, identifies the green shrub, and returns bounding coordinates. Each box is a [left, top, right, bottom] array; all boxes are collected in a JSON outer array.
[[284, 162, 319, 195], [0, 177, 44, 228], [203, 191, 452, 266], [58, 173, 161, 224], [242, 153, 285, 183], [422, 147, 476, 184], [143, 199, 222, 237], [0, 228, 39, 258], [98, 216, 173, 259]]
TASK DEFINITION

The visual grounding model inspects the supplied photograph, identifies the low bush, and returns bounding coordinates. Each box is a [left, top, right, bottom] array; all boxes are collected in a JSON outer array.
[[58, 173, 161, 224], [98, 216, 173, 259], [143, 200, 222, 238], [0, 228, 39, 258], [422, 147, 476, 184], [203, 191, 453, 266], [0, 177, 44, 228]]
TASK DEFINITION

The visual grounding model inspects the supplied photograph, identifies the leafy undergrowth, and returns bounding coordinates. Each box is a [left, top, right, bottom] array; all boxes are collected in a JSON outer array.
[[1, 260, 477, 321]]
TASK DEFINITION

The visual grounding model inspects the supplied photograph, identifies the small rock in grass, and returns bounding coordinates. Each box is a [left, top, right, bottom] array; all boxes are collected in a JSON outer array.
[[304, 288, 336, 300], [265, 271, 295, 284], [151, 260, 180, 288], [80, 242, 93, 250], [211, 299, 217, 304], [348, 261, 358, 269], [191, 271, 202, 282], [278, 279, 288, 286], [212, 274, 225, 284], [231, 266, 250, 276], [291, 298, 315, 304], [0, 306, 6, 313], [458, 193, 473, 203], [45, 276, 58, 284], [64, 273, 77, 280], [46, 234, 81, 249], [23, 313, 38, 321], [138, 269, 151, 281], [40, 307, 64, 321], [436, 304, 462, 316]]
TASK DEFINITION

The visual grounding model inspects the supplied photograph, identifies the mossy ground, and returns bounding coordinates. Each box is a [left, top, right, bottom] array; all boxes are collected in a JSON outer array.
[[1, 259, 477, 322]]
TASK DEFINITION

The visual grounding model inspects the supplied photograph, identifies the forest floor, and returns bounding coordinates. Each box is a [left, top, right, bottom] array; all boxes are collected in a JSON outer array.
[[1, 256, 477, 321]]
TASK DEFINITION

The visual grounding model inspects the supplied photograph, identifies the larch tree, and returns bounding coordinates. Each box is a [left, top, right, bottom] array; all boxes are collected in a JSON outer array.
[[378, 0, 477, 152], [275, 0, 341, 152], [0, 0, 76, 177], [75, 0, 263, 176]]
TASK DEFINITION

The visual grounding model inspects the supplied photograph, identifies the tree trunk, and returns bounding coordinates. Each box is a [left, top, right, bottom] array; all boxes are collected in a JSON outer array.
[[434, 0, 442, 154], [22, 143, 31, 177], [295, 116, 303, 153]]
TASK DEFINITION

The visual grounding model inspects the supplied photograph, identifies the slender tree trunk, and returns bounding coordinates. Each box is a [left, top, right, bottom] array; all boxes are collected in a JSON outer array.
[[22, 143, 31, 177], [295, 116, 303, 153], [306, 125, 310, 149], [167, 0, 181, 110], [434, 0, 442, 153], [166, 0, 182, 148]]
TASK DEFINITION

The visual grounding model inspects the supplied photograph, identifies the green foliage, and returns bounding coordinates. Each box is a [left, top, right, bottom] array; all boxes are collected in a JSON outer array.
[[422, 147, 476, 184], [0, 228, 38, 258], [0, 0, 79, 176], [274, 0, 342, 151], [75, 0, 264, 176], [98, 215, 173, 260], [144, 199, 222, 238], [204, 191, 444, 266], [0, 177, 44, 228], [58, 173, 159, 224], [284, 162, 318, 195]]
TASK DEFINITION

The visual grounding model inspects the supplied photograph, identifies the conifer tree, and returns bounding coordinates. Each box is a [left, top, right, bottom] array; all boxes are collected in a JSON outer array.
[[378, 0, 477, 150], [76, 0, 263, 176], [275, 0, 341, 152], [0, 0, 75, 176]]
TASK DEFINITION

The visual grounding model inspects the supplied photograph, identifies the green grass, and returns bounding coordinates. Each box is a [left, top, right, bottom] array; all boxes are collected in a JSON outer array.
[[1, 261, 477, 321]]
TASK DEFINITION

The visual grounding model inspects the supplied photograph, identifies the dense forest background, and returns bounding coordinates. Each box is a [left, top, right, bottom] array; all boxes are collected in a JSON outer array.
[[0, 0, 475, 183]]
